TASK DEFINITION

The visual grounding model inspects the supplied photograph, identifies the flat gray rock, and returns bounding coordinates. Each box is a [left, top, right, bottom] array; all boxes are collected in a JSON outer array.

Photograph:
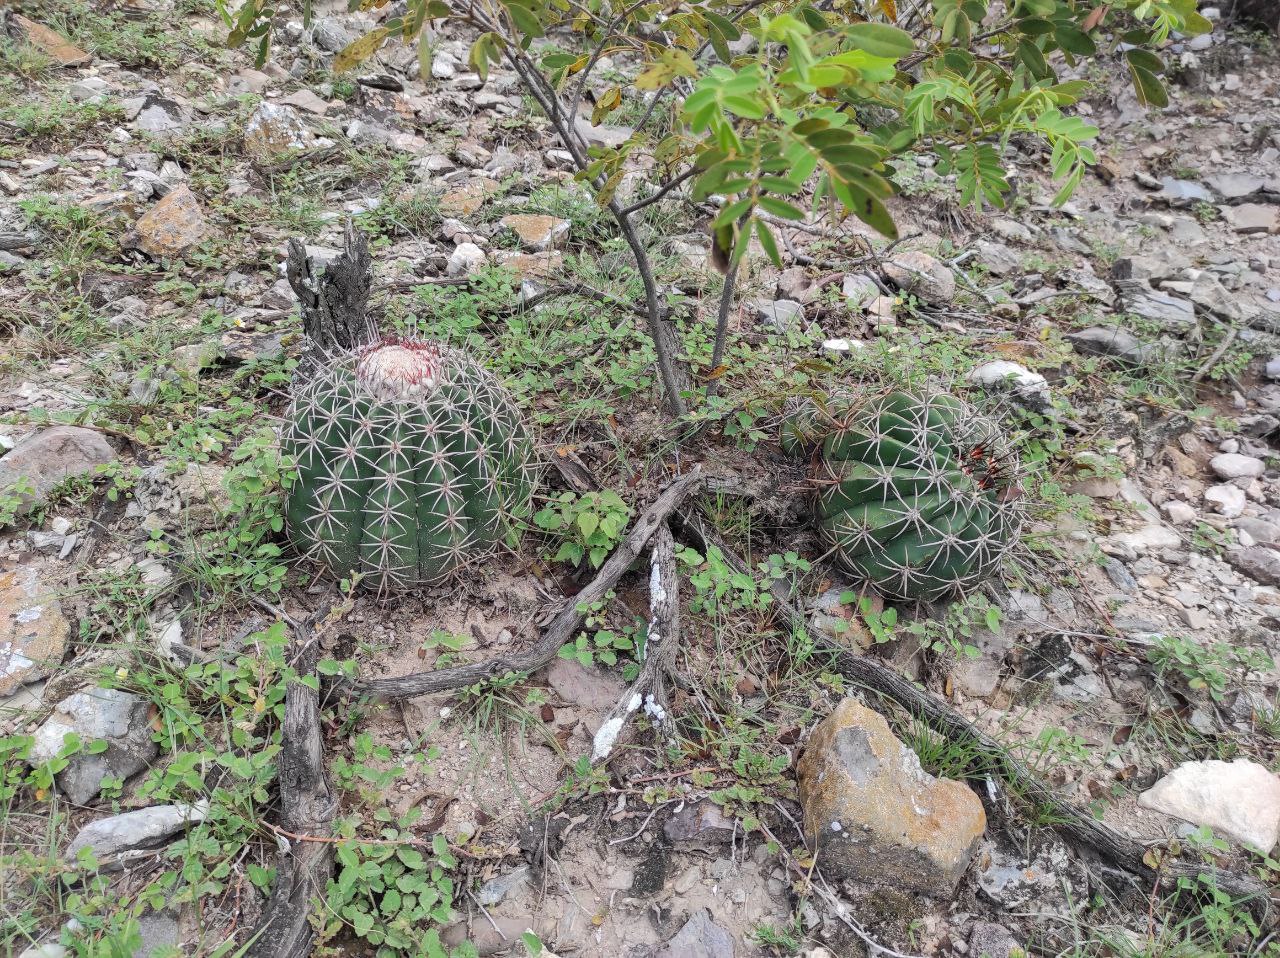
[[651, 909, 734, 958], [30, 688, 157, 805], [0, 426, 116, 514], [66, 803, 207, 859], [1065, 326, 1158, 365]]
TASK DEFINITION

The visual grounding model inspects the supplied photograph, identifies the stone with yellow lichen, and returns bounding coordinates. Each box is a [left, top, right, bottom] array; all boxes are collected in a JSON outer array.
[[796, 698, 986, 896]]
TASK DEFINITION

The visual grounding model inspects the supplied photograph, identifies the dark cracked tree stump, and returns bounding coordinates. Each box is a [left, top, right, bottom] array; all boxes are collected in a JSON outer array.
[[246, 627, 337, 958], [286, 220, 373, 361]]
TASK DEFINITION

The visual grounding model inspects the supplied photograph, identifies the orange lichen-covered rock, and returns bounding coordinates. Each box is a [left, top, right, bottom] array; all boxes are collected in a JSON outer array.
[[796, 698, 986, 896]]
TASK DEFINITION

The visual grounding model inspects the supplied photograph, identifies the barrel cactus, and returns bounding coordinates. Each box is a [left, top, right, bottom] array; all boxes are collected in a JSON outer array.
[[283, 335, 535, 593], [802, 390, 1022, 603]]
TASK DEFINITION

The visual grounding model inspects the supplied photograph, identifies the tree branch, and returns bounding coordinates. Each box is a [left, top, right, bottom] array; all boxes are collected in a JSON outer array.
[[618, 168, 698, 217], [705, 260, 740, 402], [246, 611, 338, 958], [486, 25, 692, 416], [286, 219, 373, 362], [351, 470, 703, 702], [590, 523, 679, 762]]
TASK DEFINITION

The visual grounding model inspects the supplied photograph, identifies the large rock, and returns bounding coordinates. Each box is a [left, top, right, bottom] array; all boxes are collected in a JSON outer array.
[[544, 657, 623, 735], [796, 699, 986, 895], [1210, 453, 1265, 480], [1065, 326, 1158, 366], [499, 214, 569, 252], [969, 923, 1022, 958], [974, 835, 1086, 913], [973, 240, 1019, 277], [1138, 759, 1280, 850], [651, 909, 734, 958], [663, 802, 735, 850], [1228, 204, 1279, 235], [446, 242, 486, 277], [29, 688, 158, 805], [66, 802, 207, 859], [134, 185, 208, 259], [966, 360, 1051, 411], [1157, 177, 1213, 206], [1117, 285, 1196, 330], [748, 298, 805, 334], [1207, 172, 1269, 200], [0, 426, 116, 515], [1103, 523, 1181, 557], [883, 251, 955, 306], [130, 95, 187, 134], [1, 561, 69, 696], [439, 180, 501, 217], [10, 15, 90, 66], [1227, 546, 1280, 587], [243, 102, 312, 158]]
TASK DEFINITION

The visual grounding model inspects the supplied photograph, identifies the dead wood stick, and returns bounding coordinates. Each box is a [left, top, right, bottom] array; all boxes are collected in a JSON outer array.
[[351, 470, 703, 703], [247, 612, 338, 958], [673, 507, 1274, 921], [590, 523, 679, 762], [286, 219, 373, 362]]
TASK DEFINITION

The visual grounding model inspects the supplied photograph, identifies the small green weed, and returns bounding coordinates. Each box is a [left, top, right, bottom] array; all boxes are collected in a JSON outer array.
[[750, 920, 804, 955], [2, 98, 122, 143], [533, 489, 631, 568], [1147, 635, 1274, 703], [561, 591, 644, 678]]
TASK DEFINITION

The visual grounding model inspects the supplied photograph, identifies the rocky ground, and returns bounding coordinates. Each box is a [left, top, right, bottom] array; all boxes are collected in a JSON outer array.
[[2, 2, 1280, 957]]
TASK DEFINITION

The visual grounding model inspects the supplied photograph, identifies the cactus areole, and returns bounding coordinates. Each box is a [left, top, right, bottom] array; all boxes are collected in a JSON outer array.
[[283, 335, 534, 593], [809, 391, 1021, 603]]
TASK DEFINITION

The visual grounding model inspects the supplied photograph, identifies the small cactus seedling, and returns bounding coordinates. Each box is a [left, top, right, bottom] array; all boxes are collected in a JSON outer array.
[[283, 335, 535, 592], [801, 390, 1022, 603]]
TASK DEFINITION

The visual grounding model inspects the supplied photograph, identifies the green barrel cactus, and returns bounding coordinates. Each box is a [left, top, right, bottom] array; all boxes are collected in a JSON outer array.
[[803, 390, 1021, 603], [283, 335, 535, 592]]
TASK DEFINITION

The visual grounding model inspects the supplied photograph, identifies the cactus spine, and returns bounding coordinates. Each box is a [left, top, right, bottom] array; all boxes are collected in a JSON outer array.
[[283, 335, 534, 593], [806, 390, 1021, 603]]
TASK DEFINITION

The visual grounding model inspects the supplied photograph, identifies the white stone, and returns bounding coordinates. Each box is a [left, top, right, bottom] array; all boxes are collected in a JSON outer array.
[[1210, 453, 1265, 480], [966, 360, 1051, 411], [1205, 484, 1246, 518], [1138, 759, 1280, 850], [66, 802, 208, 859], [69, 77, 111, 103], [18, 945, 68, 958], [446, 242, 486, 277], [1106, 524, 1182, 554], [1161, 500, 1197, 525], [822, 338, 865, 356]]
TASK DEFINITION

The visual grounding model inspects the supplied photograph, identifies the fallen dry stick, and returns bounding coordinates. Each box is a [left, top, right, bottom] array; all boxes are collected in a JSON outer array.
[[352, 469, 702, 702], [590, 522, 680, 763], [247, 611, 338, 958]]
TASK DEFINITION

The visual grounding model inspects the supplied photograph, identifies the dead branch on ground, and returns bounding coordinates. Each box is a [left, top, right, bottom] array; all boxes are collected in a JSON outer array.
[[246, 608, 339, 958], [350, 470, 702, 703], [590, 523, 680, 762]]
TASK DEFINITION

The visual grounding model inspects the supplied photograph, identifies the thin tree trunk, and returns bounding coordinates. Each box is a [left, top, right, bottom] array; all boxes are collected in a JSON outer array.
[[1224, 0, 1279, 33], [498, 45, 691, 416]]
